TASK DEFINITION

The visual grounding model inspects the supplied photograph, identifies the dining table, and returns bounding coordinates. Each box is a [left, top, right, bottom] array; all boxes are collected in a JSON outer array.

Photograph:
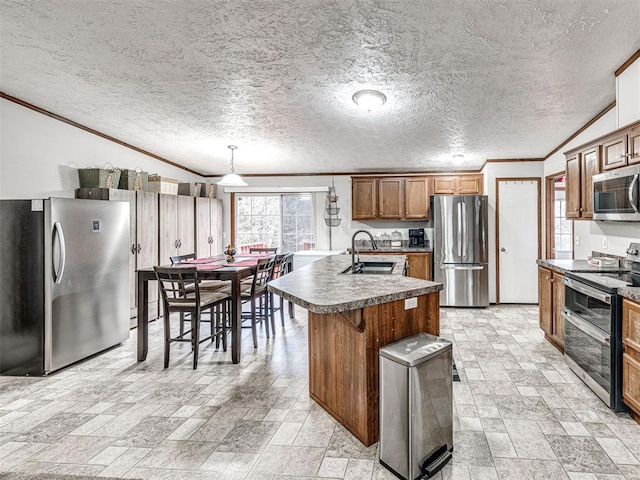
[[136, 254, 271, 364]]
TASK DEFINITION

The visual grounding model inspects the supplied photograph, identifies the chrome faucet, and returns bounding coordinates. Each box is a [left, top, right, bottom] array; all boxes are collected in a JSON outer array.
[[352, 229, 377, 273]]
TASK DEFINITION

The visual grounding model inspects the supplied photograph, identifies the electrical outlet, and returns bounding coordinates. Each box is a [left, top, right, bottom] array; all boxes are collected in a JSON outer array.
[[602, 237, 608, 249], [575, 235, 580, 246]]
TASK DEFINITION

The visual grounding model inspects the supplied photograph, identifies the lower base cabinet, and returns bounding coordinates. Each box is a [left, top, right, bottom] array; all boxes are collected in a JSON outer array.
[[538, 266, 565, 351], [406, 253, 432, 280], [622, 299, 640, 423]]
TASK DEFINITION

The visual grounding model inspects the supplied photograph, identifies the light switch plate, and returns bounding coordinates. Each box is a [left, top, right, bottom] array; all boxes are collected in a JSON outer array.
[[405, 297, 418, 310]]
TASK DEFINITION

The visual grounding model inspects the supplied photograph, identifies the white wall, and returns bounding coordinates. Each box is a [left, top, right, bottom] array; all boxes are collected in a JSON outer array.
[[0, 98, 202, 200], [543, 56, 640, 261], [617, 59, 640, 128], [215, 175, 432, 251], [482, 161, 545, 303]]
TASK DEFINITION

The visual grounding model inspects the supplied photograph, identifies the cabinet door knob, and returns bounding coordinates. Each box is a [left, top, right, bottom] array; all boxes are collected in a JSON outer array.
[[131, 244, 137, 254], [500, 247, 506, 252], [137, 243, 142, 253]]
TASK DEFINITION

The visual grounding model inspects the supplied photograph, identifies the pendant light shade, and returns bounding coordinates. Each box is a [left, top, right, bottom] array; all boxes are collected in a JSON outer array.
[[217, 145, 247, 187]]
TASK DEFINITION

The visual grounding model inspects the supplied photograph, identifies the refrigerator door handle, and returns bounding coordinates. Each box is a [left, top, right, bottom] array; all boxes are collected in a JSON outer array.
[[52, 221, 66, 284], [457, 202, 462, 258], [440, 264, 485, 270], [462, 200, 468, 257]]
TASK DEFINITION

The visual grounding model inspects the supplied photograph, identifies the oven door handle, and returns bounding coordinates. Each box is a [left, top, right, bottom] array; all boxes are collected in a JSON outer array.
[[562, 310, 610, 345], [562, 277, 611, 304]]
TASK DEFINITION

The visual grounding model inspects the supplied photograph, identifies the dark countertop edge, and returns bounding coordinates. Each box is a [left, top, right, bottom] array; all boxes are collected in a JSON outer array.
[[268, 283, 443, 314], [538, 259, 640, 302], [347, 248, 432, 253], [536, 259, 629, 275]]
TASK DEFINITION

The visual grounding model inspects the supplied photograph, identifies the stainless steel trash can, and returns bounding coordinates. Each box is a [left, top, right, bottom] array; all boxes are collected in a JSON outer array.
[[379, 332, 453, 480]]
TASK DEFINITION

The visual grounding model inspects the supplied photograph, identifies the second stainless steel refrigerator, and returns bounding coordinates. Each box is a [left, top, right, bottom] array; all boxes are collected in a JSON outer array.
[[0, 198, 130, 375], [433, 195, 489, 307]]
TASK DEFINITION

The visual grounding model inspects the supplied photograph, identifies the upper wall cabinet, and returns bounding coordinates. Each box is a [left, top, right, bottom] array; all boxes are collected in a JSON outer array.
[[566, 146, 600, 220], [602, 123, 640, 170], [352, 176, 432, 221], [352, 177, 378, 220], [432, 175, 483, 195], [565, 120, 640, 220]]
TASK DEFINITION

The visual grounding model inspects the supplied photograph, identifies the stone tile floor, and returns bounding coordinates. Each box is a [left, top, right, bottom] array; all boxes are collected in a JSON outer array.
[[1, 305, 640, 479]]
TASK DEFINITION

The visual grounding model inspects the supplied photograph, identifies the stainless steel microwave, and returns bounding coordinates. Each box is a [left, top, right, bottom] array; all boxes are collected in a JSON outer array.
[[593, 164, 640, 221]]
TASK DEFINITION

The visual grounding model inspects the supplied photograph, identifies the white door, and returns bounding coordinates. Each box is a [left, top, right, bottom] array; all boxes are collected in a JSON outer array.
[[498, 180, 539, 303]]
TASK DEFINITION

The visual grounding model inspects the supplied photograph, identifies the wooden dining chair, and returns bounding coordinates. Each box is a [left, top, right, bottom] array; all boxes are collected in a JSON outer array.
[[169, 253, 230, 339], [219, 255, 276, 348], [269, 252, 295, 329], [155, 266, 230, 369]]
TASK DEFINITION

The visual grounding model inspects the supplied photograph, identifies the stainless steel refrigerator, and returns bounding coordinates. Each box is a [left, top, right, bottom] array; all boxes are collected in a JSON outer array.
[[0, 198, 130, 375], [433, 195, 489, 307]]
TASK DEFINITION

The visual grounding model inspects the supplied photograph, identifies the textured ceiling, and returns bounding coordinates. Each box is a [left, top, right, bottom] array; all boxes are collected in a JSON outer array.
[[1, 1, 640, 175]]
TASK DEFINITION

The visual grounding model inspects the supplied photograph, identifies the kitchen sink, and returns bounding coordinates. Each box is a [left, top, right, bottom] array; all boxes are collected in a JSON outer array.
[[340, 261, 395, 275]]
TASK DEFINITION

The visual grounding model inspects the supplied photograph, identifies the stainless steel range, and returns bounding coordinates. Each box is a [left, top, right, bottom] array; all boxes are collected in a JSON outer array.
[[563, 245, 640, 412]]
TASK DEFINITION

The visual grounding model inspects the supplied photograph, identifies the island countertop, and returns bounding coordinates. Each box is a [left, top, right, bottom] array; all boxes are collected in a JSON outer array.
[[268, 254, 442, 314]]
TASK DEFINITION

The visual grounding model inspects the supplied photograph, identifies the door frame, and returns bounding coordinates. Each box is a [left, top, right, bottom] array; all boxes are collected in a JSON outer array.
[[495, 177, 542, 304], [545, 171, 573, 260]]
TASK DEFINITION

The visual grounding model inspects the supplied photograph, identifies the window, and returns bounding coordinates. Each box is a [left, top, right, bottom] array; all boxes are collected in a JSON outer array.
[[235, 194, 315, 253], [554, 188, 573, 259]]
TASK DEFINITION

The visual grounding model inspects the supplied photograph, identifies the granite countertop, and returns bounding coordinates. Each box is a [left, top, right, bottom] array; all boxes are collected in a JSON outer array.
[[618, 286, 640, 302], [537, 258, 640, 302], [536, 259, 628, 275], [268, 254, 443, 314]]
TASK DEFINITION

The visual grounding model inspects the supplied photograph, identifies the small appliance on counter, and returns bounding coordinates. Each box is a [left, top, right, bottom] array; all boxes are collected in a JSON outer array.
[[588, 256, 620, 267], [408, 228, 425, 248], [391, 230, 403, 248]]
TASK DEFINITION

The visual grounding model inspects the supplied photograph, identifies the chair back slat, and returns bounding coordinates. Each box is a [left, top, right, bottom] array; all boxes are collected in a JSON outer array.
[[272, 252, 293, 279], [252, 255, 276, 293], [155, 266, 200, 307], [170, 253, 196, 265]]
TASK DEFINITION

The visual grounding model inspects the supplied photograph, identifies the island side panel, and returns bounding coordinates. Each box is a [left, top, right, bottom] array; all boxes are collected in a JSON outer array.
[[308, 310, 369, 443], [308, 292, 440, 446]]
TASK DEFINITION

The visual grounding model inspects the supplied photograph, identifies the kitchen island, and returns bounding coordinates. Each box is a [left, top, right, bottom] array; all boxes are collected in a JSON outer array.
[[268, 254, 443, 446]]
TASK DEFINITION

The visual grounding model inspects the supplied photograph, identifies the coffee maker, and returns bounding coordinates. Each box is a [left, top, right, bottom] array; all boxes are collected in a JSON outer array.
[[408, 228, 425, 248]]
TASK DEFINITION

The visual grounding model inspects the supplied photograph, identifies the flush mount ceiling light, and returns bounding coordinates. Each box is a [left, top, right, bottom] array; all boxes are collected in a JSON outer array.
[[217, 145, 247, 187], [352, 90, 387, 112], [452, 154, 465, 164]]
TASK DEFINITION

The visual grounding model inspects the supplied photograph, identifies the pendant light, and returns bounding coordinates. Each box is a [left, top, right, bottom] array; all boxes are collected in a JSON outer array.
[[217, 145, 247, 187]]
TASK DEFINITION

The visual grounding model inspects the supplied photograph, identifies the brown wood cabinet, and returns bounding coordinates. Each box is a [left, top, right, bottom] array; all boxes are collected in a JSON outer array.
[[75, 188, 159, 324], [308, 293, 440, 446], [351, 176, 434, 221], [601, 123, 640, 170], [352, 177, 378, 220], [404, 177, 430, 219], [622, 299, 640, 423], [537, 266, 564, 351], [433, 175, 483, 195], [603, 134, 628, 170], [565, 145, 600, 220], [378, 178, 403, 219], [406, 252, 432, 280]]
